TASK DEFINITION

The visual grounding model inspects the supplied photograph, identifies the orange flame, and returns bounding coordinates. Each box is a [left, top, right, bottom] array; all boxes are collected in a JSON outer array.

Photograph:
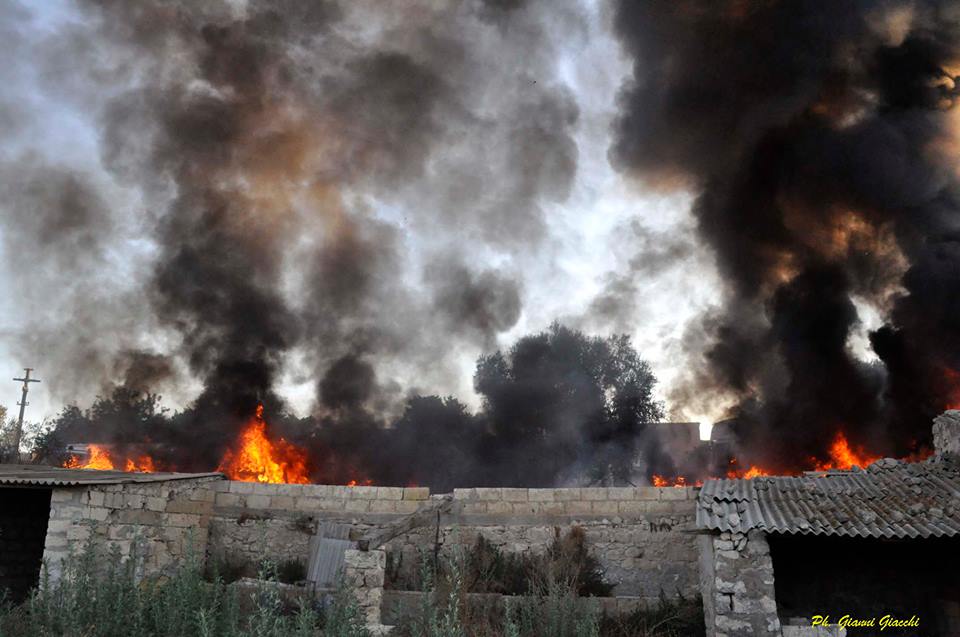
[[125, 455, 156, 473], [216, 405, 310, 484], [667, 427, 930, 485], [63, 444, 157, 472], [726, 460, 771, 480], [652, 475, 702, 487], [811, 431, 881, 471]]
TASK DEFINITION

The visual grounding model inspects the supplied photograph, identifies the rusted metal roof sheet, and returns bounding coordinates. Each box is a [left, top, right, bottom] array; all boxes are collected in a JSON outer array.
[[0, 463, 223, 487], [697, 455, 960, 538]]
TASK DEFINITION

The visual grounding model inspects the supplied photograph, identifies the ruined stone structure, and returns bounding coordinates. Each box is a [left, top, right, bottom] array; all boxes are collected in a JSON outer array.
[[44, 474, 220, 578], [0, 467, 701, 632], [697, 530, 780, 636], [207, 482, 700, 601], [343, 548, 387, 625], [4, 411, 959, 635], [697, 411, 960, 637]]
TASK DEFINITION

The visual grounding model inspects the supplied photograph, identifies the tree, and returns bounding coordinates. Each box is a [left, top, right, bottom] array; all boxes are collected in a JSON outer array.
[[0, 404, 14, 462], [384, 395, 481, 492], [474, 323, 663, 486]]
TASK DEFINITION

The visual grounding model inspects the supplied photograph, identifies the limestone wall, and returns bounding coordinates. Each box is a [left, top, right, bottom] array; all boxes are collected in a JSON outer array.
[[43, 476, 219, 579], [344, 548, 387, 626], [206, 482, 699, 600], [207, 481, 429, 572], [700, 529, 781, 637], [933, 410, 960, 456], [36, 476, 700, 609]]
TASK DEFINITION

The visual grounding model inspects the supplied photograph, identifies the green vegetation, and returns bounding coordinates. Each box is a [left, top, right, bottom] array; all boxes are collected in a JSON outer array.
[[1, 529, 702, 636], [0, 539, 367, 637], [389, 528, 613, 597], [391, 553, 702, 637], [596, 593, 704, 637], [389, 529, 704, 637]]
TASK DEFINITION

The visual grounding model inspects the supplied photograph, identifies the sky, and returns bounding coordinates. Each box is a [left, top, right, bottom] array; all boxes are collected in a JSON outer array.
[[0, 0, 725, 436]]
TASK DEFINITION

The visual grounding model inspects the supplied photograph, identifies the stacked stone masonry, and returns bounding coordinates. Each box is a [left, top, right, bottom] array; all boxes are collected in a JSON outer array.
[[207, 482, 699, 601], [701, 530, 781, 637], [343, 549, 387, 625], [40, 479, 702, 625], [933, 410, 960, 456], [43, 476, 220, 579]]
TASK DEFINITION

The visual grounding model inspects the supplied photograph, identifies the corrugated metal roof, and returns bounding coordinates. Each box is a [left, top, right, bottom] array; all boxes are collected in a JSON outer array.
[[697, 455, 960, 538], [0, 463, 223, 487]]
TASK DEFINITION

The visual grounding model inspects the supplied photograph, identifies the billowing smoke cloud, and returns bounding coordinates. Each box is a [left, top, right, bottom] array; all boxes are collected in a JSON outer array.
[[610, 0, 960, 467], [1, 0, 585, 472]]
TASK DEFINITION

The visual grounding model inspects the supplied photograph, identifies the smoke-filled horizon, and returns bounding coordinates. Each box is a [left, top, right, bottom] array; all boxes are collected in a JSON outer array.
[[0, 0, 716, 429], [611, 0, 960, 467], [3, 0, 960, 477]]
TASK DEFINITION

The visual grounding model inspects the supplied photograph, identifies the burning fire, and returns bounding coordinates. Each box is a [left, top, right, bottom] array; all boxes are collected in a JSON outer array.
[[810, 431, 880, 471], [652, 475, 703, 487], [726, 459, 771, 480], [216, 405, 310, 484], [659, 429, 929, 486], [125, 456, 156, 473], [64, 444, 157, 473]]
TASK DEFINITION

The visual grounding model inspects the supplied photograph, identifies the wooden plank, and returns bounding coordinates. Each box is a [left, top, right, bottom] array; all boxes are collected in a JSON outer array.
[[356, 495, 454, 551]]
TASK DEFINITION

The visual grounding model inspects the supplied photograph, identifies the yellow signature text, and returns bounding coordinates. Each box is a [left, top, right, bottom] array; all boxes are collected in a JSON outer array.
[[811, 614, 920, 630]]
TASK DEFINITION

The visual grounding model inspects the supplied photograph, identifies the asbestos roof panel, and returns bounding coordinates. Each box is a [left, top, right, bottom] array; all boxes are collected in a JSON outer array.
[[0, 463, 224, 487], [697, 455, 960, 538]]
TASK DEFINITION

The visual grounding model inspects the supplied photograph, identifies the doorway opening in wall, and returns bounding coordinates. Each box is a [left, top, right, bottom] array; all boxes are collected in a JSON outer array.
[[768, 534, 960, 637], [0, 487, 52, 602]]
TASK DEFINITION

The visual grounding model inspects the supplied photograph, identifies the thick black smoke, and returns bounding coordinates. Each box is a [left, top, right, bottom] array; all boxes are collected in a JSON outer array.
[[3, 0, 589, 474], [44, 324, 664, 490], [610, 0, 960, 468]]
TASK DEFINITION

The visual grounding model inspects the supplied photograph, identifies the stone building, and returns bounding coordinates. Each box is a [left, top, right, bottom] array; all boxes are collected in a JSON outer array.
[[0, 466, 220, 601], [0, 463, 703, 630], [696, 411, 960, 637], [4, 412, 958, 634]]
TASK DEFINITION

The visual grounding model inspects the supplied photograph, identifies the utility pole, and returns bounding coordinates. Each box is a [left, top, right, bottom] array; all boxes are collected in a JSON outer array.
[[12, 368, 40, 461]]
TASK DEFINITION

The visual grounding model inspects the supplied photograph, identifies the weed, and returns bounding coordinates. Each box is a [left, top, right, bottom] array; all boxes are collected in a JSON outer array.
[[0, 538, 367, 637]]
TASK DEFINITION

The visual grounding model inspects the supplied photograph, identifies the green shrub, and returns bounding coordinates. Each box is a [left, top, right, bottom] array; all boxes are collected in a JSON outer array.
[[394, 526, 613, 598], [0, 537, 366, 637], [391, 540, 702, 637], [505, 577, 600, 637], [204, 553, 249, 584], [597, 593, 705, 637], [322, 577, 370, 637]]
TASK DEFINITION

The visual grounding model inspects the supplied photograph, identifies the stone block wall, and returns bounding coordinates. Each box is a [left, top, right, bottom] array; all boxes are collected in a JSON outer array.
[[205, 482, 699, 601], [700, 529, 780, 637], [43, 476, 220, 580], [451, 485, 692, 517], [391, 486, 698, 600], [344, 549, 386, 626], [207, 481, 429, 571], [933, 410, 960, 456]]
